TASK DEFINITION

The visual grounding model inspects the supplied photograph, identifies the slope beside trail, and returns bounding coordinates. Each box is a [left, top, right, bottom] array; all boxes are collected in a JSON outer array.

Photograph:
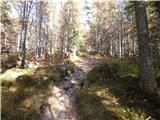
[[40, 55, 101, 120]]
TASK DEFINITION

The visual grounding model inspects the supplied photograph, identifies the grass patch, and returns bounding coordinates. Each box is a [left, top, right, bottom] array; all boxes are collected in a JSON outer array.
[[77, 60, 159, 120], [76, 86, 123, 120], [1, 66, 62, 120], [77, 80, 158, 120]]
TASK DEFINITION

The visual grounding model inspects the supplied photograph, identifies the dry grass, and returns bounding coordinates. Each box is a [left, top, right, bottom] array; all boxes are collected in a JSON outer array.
[[1, 66, 63, 120]]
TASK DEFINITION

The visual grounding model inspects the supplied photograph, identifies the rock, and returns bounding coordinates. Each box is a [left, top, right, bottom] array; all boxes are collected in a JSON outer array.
[[59, 96, 65, 102], [64, 81, 70, 87], [59, 63, 67, 71], [64, 86, 70, 91], [71, 79, 77, 84], [64, 76, 69, 81], [70, 83, 74, 88], [56, 93, 61, 97], [43, 77, 48, 80]]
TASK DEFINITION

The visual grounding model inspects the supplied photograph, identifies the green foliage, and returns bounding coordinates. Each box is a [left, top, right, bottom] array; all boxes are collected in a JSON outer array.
[[86, 59, 138, 83], [124, 1, 134, 12], [1, 80, 14, 87], [16, 75, 37, 87], [86, 62, 116, 83], [76, 29, 86, 48]]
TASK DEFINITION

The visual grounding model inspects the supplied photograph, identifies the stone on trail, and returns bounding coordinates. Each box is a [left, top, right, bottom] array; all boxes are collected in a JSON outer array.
[[64, 76, 70, 81]]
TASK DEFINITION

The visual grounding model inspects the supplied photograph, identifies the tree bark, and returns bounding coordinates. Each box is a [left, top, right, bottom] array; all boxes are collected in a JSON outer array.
[[21, 20, 27, 68], [20, 0, 27, 68], [120, 12, 123, 58], [156, 2, 160, 18], [156, 2, 160, 56], [134, 1, 157, 92]]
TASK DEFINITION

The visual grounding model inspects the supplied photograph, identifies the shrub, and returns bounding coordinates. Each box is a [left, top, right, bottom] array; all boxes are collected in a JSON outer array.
[[86, 62, 117, 83], [16, 75, 37, 87], [86, 60, 138, 84], [1, 80, 14, 87]]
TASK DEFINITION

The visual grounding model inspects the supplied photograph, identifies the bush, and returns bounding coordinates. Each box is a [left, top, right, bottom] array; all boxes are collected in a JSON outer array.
[[86, 59, 138, 83], [1, 80, 14, 87], [16, 75, 37, 87], [86, 62, 117, 83]]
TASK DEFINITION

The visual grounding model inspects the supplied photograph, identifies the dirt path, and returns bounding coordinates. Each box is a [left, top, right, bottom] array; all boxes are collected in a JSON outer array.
[[40, 56, 100, 120]]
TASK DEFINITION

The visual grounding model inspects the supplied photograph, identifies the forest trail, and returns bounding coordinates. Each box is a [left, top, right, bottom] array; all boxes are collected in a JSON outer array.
[[40, 54, 101, 120]]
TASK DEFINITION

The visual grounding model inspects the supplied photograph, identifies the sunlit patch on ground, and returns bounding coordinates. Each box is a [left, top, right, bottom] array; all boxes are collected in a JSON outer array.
[[76, 83, 156, 120], [40, 85, 77, 120], [0, 67, 36, 81], [8, 86, 17, 92], [71, 55, 81, 62], [1, 66, 63, 120]]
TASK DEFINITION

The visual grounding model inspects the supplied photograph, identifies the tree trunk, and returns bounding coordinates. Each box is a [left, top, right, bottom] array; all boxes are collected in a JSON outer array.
[[134, 1, 157, 92], [120, 12, 123, 58], [156, 2, 160, 18], [21, 21, 27, 68], [156, 2, 160, 56], [20, 0, 27, 68]]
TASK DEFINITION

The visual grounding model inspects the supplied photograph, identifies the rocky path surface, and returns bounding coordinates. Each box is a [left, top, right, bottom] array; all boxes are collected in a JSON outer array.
[[40, 56, 100, 120]]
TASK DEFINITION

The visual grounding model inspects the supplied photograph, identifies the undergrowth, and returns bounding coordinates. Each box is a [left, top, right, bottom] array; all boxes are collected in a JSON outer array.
[[86, 59, 138, 83], [1, 66, 63, 120], [77, 59, 159, 120]]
